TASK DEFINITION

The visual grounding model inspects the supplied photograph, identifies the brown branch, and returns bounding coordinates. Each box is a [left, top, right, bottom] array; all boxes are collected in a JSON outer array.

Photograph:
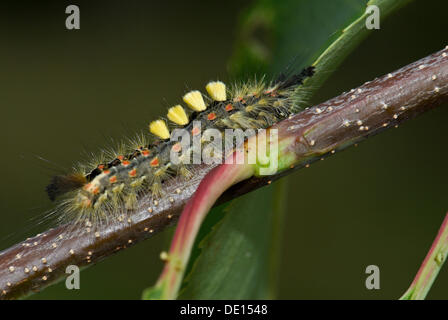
[[1, 48, 447, 300]]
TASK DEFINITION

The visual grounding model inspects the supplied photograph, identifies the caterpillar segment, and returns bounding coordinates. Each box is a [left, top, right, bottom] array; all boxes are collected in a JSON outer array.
[[46, 66, 314, 223]]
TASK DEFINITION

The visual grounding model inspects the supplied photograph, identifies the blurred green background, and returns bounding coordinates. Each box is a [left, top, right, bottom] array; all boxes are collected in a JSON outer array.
[[0, 0, 447, 299]]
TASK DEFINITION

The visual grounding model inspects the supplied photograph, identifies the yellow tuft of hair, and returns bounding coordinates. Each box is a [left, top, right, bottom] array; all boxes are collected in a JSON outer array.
[[183, 90, 206, 111], [206, 81, 226, 101], [167, 105, 189, 125], [149, 119, 170, 140]]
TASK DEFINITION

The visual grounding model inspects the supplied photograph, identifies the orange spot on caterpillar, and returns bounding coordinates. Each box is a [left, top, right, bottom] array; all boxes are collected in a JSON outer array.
[[141, 149, 150, 157], [192, 127, 201, 136], [97, 164, 105, 170], [207, 112, 217, 121], [171, 143, 182, 153], [103, 170, 110, 174], [109, 176, 117, 183], [150, 157, 159, 167], [225, 104, 233, 111], [122, 160, 130, 167], [128, 169, 137, 177], [117, 155, 124, 161]]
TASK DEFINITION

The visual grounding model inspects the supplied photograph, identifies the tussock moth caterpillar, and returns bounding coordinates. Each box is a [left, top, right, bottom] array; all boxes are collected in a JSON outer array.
[[44, 67, 315, 228], [1, 46, 447, 299]]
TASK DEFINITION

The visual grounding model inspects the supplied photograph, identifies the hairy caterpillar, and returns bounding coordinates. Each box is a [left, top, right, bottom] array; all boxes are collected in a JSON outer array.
[[1, 47, 447, 300], [44, 67, 315, 228]]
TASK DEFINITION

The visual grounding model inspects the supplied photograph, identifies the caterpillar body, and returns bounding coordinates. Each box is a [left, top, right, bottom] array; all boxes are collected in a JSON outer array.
[[45, 66, 315, 226]]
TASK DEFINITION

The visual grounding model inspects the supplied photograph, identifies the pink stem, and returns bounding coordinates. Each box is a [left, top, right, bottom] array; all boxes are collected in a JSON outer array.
[[400, 212, 448, 299]]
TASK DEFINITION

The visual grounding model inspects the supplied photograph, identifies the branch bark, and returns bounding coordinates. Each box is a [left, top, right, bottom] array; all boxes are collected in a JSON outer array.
[[1, 47, 447, 300]]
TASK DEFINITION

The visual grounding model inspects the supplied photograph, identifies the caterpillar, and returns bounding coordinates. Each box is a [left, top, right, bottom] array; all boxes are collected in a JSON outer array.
[[44, 66, 315, 228]]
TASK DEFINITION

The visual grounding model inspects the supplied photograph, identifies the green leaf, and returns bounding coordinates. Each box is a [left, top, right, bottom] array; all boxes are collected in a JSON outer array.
[[179, 182, 287, 299], [142, 285, 164, 300], [400, 212, 448, 300]]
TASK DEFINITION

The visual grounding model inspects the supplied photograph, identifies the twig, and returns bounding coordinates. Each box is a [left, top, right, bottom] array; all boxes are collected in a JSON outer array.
[[1, 47, 447, 300]]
